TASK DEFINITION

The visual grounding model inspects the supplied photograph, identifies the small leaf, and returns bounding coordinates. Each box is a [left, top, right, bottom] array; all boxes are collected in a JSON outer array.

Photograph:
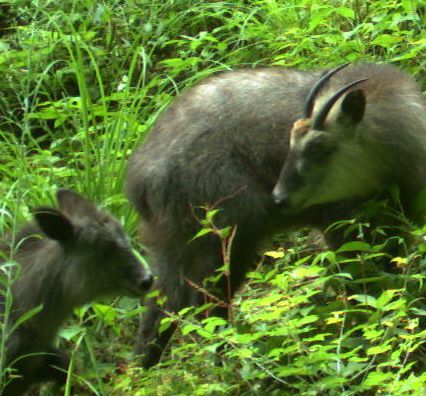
[[202, 317, 227, 333], [206, 209, 221, 222], [371, 34, 402, 48], [410, 307, 426, 316], [376, 289, 399, 309], [233, 348, 253, 359], [337, 241, 371, 253], [195, 328, 213, 339], [292, 265, 324, 279], [382, 299, 406, 312], [312, 251, 337, 265], [336, 7, 355, 19], [204, 342, 224, 353], [59, 326, 85, 341], [92, 303, 117, 325], [367, 344, 392, 355], [362, 371, 391, 386], [348, 294, 377, 308], [181, 323, 199, 336], [218, 226, 232, 238], [190, 227, 213, 241], [159, 318, 174, 333], [12, 304, 43, 331], [326, 316, 344, 325], [264, 250, 285, 259]]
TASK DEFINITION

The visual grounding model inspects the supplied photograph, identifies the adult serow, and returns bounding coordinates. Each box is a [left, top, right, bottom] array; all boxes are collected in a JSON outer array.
[[273, 63, 426, 222], [0, 189, 153, 395], [126, 64, 365, 368]]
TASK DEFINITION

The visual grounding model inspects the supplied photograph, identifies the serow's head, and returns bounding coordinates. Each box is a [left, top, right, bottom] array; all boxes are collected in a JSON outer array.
[[33, 189, 153, 301], [273, 64, 375, 211]]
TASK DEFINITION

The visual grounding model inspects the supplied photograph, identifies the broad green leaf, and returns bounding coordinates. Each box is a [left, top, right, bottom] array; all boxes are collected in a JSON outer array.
[[367, 344, 392, 355], [277, 366, 310, 377], [376, 289, 399, 309], [362, 371, 391, 386], [382, 298, 406, 312], [336, 7, 355, 19], [337, 241, 371, 253], [312, 251, 337, 265], [59, 326, 85, 341], [233, 348, 253, 359], [348, 294, 377, 308], [93, 304, 117, 324], [196, 328, 214, 339], [320, 376, 346, 388], [371, 34, 402, 48], [410, 308, 426, 316], [292, 265, 324, 279], [202, 317, 227, 332], [181, 323, 199, 336]]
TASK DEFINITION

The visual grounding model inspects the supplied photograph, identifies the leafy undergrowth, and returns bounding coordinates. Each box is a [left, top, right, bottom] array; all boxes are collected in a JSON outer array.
[[101, 214, 426, 396]]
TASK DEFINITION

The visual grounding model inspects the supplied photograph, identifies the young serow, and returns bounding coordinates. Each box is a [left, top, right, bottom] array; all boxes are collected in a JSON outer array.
[[0, 189, 153, 395], [273, 63, 426, 216]]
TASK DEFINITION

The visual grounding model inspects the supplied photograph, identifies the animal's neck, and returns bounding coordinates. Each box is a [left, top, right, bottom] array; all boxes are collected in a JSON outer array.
[[10, 243, 78, 341]]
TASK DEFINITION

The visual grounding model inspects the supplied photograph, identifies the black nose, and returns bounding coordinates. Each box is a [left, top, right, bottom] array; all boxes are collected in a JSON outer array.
[[140, 273, 154, 290]]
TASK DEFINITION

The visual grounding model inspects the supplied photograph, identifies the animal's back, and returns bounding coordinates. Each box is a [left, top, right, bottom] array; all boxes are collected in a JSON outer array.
[[127, 67, 323, 238]]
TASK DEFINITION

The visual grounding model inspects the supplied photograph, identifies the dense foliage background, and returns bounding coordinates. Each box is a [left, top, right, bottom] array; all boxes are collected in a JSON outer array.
[[0, 0, 425, 395]]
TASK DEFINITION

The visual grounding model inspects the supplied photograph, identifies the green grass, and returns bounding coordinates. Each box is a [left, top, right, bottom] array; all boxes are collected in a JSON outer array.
[[0, 0, 425, 394]]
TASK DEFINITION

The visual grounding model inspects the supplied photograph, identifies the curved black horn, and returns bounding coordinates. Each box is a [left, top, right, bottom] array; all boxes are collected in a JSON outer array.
[[312, 77, 371, 130], [303, 63, 350, 118]]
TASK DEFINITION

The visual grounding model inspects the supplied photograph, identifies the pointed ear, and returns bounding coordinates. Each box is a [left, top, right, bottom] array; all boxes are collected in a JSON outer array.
[[339, 89, 366, 126], [56, 188, 98, 219], [33, 207, 75, 242]]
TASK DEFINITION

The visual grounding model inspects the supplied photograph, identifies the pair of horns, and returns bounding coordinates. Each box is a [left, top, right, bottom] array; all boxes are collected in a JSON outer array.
[[303, 63, 370, 129]]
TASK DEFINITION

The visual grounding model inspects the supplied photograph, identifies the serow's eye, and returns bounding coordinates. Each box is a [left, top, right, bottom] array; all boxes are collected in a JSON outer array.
[[303, 138, 334, 161]]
